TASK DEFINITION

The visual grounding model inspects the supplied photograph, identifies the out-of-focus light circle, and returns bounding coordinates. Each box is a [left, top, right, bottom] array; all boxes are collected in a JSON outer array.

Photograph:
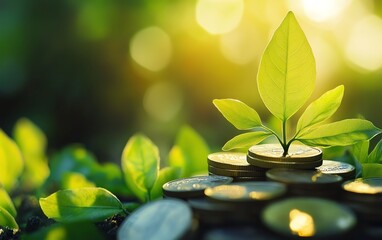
[[219, 25, 261, 65], [130, 27, 172, 71], [143, 82, 183, 122], [300, 0, 350, 22], [196, 0, 244, 35], [346, 15, 382, 71]]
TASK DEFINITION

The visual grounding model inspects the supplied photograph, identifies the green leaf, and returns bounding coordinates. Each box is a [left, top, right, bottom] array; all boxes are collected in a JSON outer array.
[[0, 206, 18, 229], [222, 131, 273, 151], [352, 140, 369, 164], [368, 139, 382, 164], [121, 134, 159, 202], [39, 187, 124, 223], [0, 188, 16, 218], [213, 99, 262, 130], [150, 167, 181, 200], [361, 163, 382, 178], [13, 118, 50, 190], [168, 125, 209, 177], [62, 172, 96, 189], [48, 145, 99, 184], [257, 11, 315, 121], [296, 85, 344, 135], [0, 129, 23, 191], [23, 222, 104, 240], [297, 119, 381, 147]]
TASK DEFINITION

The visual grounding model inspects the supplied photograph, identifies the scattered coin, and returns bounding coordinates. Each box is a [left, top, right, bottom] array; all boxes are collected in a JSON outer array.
[[162, 175, 233, 199], [117, 199, 192, 240]]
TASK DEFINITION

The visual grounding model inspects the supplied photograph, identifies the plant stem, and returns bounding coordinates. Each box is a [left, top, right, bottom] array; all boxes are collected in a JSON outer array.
[[282, 120, 288, 156]]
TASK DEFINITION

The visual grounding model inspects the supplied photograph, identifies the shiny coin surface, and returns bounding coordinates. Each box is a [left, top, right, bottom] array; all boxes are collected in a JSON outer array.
[[205, 182, 286, 202], [163, 175, 233, 199], [248, 144, 322, 162], [208, 165, 265, 177], [262, 197, 356, 238], [247, 155, 322, 169], [316, 160, 355, 181], [208, 152, 263, 171], [117, 199, 192, 240], [266, 168, 342, 186], [342, 178, 382, 195]]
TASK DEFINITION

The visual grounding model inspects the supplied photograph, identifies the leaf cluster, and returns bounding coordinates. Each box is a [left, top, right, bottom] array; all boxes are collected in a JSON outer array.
[[213, 12, 380, 154]]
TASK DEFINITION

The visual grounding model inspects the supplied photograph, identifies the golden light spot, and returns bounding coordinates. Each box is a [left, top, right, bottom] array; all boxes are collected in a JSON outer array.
[[299, 0, 350, 22], [289, 209, 315, 237], [344, 180, 382, 194], [130, 27, 172, 71], [143, 82, 183, 122], [345, 15, 382, 71], [311, 172, 323, 182], [219, 23, 261, 65], [196, 0, 244, 35]]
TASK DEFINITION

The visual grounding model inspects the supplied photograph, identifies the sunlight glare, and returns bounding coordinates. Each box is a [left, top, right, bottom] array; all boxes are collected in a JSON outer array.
[[130, 27, 172, 71], [143, 82, 183, 122], [300, 0, 350, 22], [345, 15, 382, 71], [196, 0, 244, 34], [289, 209, 315, 237], [219, 24, 261, 65]]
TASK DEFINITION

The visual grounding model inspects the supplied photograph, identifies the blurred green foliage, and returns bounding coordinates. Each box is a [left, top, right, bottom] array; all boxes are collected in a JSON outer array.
[[1, 0, 382, 163]]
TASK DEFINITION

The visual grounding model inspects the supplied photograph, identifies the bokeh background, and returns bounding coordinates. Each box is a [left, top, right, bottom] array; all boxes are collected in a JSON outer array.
[[1, 0, 382, 163]]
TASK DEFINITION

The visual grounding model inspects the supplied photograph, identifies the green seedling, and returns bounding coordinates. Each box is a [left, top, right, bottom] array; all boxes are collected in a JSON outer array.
[[213, 12, 381, 155]]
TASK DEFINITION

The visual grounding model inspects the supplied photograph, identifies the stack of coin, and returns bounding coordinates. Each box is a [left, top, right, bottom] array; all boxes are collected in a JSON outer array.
[[342, 178, 382, 224], [204, 182, 287, 222], [207, 152, 267, 181], [162, 175, 233, 200], [247, 144, 322, 170], [266, 168, 343, 199], [316, 160, 356, 181]]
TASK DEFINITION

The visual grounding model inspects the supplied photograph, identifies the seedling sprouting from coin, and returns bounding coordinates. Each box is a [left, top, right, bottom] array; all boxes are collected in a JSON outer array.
[[213, 11, 381, 156]]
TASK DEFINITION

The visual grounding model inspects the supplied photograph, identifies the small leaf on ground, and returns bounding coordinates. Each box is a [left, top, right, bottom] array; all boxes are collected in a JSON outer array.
[[0, 206, 18, 229], [150, 167, 181, 200], [122, 134, 159, 202], [0, 188, 17, 217], [362, 163, 382, 178], [39, 187, 124, 223], [368, 139, 382, 163], [168, 125, 209, 177], [0, 129, 23, 191]]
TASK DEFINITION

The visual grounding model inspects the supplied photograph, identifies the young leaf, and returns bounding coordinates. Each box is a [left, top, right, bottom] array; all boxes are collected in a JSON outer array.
[[39, 187, 124, 223], [62, 172, 96, 189], [368, 138, 382, 163], [213, 99, 262, 130], [168, 125, 209, 177], [297, 119, 381, 147], [222, 131, 273, 151], [351, 140, 369, 164], [122, 134, 159, 202], [0, 129, 23, 191], [361, 163, 382, 178], [296, 85, 344, 135], [13, 118, 50, 190], [150, 167, 181, 200], [0, 188, 17, 218], [257, 11, 315, 121], [0, 206, 18, 229]]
